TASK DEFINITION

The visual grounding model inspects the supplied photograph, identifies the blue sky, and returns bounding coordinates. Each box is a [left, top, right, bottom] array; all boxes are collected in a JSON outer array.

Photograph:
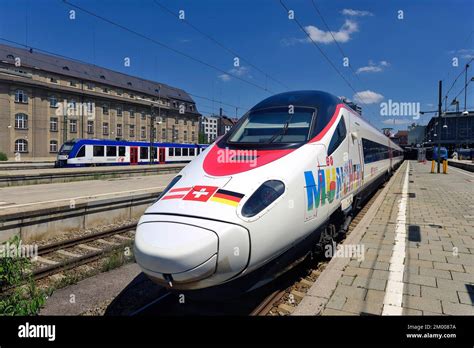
[[0, 0, 473, 131]]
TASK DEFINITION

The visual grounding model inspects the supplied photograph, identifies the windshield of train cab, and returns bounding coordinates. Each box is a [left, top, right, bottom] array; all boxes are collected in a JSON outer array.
[[59, 142, 75, 155], [226, 107, 316, 147]]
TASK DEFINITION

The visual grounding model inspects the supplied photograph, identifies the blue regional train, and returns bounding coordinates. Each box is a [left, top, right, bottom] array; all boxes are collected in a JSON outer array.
[[55, 139, 208, 167]]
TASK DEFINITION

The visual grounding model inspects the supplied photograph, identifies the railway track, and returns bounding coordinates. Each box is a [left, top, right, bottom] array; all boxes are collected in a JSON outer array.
[[128, 179, 386, 317], [31, 223, 136, 281]]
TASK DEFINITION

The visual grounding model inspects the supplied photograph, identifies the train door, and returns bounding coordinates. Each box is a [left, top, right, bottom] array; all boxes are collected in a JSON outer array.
[[130, 147, 138, 165], [349, 114, 364, 190], [159, 148, 165, 164]]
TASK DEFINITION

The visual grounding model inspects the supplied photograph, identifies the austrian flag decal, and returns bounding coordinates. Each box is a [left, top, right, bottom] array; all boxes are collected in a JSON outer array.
[[161, 187, 191, 200]]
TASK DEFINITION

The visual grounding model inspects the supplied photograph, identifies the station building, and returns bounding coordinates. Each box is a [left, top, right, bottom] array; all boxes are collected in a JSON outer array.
[[0, 43, 201, 160], [425, 111, 474, 151]]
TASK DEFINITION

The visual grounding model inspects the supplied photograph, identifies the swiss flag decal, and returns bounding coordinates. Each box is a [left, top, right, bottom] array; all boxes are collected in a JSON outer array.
[[183, 186, 218, 202]]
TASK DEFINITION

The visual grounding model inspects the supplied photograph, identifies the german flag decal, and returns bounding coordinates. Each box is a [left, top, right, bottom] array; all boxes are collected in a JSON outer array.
[[210, 189, 245, 207]]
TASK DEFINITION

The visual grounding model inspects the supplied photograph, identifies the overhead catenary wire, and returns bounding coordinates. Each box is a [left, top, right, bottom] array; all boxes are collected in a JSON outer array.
[[62, 0, 273, 94], [279, 0, 377, 124], [153, 0, 291, 91]]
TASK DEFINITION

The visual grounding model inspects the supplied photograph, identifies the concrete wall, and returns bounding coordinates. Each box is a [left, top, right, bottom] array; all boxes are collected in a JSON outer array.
[[0, 191, 159, 243]]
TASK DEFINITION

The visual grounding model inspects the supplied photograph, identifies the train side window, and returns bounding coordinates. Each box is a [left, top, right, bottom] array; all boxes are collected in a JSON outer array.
[[118, 146, 126, 157], [76, 145, 86, 158], [327, 117, 347, 156], [140, 147, 148, 159], [189, 148, 195, 156], [175, 148, 182, 156], [183, 148, 189, 156], [153, 147, 158, 159], [93, 145, 104, 157], [106, 146, 117, 157], [168, 147, 174, 156]]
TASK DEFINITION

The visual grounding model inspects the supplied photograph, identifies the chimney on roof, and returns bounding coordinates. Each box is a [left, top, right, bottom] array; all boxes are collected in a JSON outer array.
[[219, 107, 223, 117]]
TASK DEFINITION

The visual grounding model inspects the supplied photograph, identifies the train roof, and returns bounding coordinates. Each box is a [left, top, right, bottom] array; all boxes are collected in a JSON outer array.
[[66, 139, 206, 148], [250, 90, 340, 112]]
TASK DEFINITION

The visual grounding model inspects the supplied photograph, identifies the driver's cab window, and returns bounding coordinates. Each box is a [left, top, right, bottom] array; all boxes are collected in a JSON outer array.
[[77, 145, 86, 157], [327, 116, 347, 155]]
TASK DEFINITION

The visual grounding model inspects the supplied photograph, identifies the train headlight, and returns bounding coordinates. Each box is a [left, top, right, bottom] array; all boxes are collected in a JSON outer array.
[[241, 180, 285, 218], [157, 175, 182, 201]]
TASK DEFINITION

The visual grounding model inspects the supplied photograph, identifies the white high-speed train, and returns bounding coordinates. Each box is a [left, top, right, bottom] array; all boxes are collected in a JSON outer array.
[[134, 91, 403, 294]]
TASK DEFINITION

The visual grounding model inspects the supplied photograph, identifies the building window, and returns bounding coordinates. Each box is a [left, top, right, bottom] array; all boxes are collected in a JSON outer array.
[[117, 106, 122, 117], [162, 128, 166, 140], [70, 81, 77, 87], [86, 101, 94, 114], [15, 113, 28, 129], [174, 128, 178, 140], [49, 140, 58, 153], [87, 120, 94, 134], [15, 139, 28, 153], [103, 122, 109, 135], [69, 119, 77, 133], [141, 111, 146, 120], [116, 89, 122, 96], [175, 117, 178, 124], [129, 108, 135, 118], [129, 125, 135, 137], [68, 99, 77, 112], [152, 128, 156, 139], [192, 131, 195, 142], [130, 93, 135, 99], [141, 126, 146, 138], [50, 117, 58, 132], [184, 130, 188, 142], [173, 101, 178, 108], [103, 87, 109, 93], [50, 77, 58, 83], [117, 124, 122, 137], [15, 89, 28, 103], [87, 83, 94, 90], [49, 95, 58, 108], [190, 105, 194, 112], [192, 120, 195, 126], [103, 104, 109, 115]]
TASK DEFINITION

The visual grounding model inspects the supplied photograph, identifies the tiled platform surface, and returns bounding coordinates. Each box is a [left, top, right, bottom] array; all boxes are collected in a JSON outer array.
[[294, 161, 474, 316]]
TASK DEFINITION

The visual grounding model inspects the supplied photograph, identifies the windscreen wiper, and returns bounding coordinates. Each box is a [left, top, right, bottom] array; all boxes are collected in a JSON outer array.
[[266, 114, 294, 144]]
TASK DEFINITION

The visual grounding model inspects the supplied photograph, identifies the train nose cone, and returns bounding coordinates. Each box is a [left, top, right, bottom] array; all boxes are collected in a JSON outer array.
[[134, 221, 218, 283]]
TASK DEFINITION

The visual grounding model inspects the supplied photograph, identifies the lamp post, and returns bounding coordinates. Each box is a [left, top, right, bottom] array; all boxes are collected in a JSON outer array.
[[464, 64, 470, 112]]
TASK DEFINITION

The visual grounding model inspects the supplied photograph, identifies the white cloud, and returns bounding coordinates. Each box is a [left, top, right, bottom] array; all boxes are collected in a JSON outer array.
[[356, 60, 390, 74], [229, 66, 250, 77], [303, 19, 359, 44], [341, 9, 374, 17], [353, 90, 384, 104], [218, 74, 231, 82], [448, 48, 474, 59], [217, 66, 251, 82], [382, 118, 412, 125]]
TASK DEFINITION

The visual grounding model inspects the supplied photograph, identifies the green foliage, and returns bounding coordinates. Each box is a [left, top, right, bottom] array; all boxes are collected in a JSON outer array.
[[0, 236, 46, 315], [0, 152, 7, 161], [101, 250, 125, 272]]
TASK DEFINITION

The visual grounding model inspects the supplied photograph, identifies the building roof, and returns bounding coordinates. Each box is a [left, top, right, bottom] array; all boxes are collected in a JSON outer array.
[[0, 43, 194, 103]]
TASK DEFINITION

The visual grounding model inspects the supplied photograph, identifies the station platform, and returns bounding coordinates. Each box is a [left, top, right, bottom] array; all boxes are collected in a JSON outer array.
[[294, 160, 474, 316], [0, 173, 174, 214]]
